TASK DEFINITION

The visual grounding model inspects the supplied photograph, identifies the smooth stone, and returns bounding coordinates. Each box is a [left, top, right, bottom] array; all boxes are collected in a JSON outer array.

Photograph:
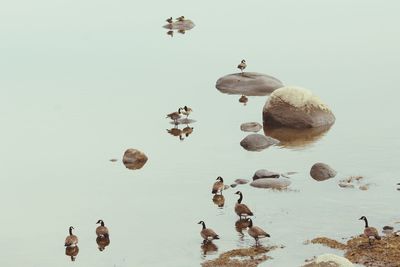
[[252, 169, 280, 180], [223, 185, 230, 190], [216, 72, 283, 96], [240, 122, 262, 133], [250, 177, 291, 189], [122, 149, 148, 170], [162, 20, 195, 30], [230, 184, 237, 188], [339, 183, 354, 188], [263, 86, 335, 128], [310, 163, 337, 181], [109, 159, 118, 162], [235, 179, 249, 184], [240, 134, 279, 151]]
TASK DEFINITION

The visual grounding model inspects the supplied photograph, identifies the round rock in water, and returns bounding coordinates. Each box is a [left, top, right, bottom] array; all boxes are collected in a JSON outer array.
[[252, 169, 280, 180], [240, 134, 279, 151], [216, 72, 283, 96], [250, 178, 291, 189], [122, 149, 148, 170], [240, 122, 262, 133], [263, 86, 335, 128], [234, 179, 249, 184], [310, 163, 337, 181]]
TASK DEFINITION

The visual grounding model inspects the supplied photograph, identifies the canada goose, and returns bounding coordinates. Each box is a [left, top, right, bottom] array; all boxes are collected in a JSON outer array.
[[182, 126, 194, 137], [65, 246, 79, 261], [166, 17, 173, 23], [96, 220, 109, 238], [235, 218, 251, 235], [167, 127, 184, 140], [64, 226, 78, 247], [212, 176, 224, 194], [166, 108, 182, 124], [247, 218, 270, 245], [239, 95, 248, 104], [167, 30, 174, 37], [96, 236, 110, 251], [212, 194, 225, 207], [176, 16, 185, 21], [234, 191, 253, 219], [359, 216, 381, 245], [181, 106, 193, 118], [198, 221, 220, 243], [178, 29, 185, 34], [237, 59, 247, 74]]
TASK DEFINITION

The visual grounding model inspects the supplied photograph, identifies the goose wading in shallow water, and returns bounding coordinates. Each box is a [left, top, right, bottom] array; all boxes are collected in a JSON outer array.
[[166, 108, 182, 124], [64, 226, 78, 247], [247, 218, 270, 245], [359, 216, 381, 245], [96, 220, 109, 238], [234, 191, 253, 219], [198, 221, 219, 243], [212, 176, 224, 194], [237, 59, 247, 74]]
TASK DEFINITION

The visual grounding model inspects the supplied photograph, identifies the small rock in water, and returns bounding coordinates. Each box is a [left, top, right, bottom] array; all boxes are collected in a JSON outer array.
[[359, 184, 370, 191], [240, 134, 279, 151], [240, 122, 262, 133], [230, 184, 237, 188], [250, 177, 291, 189], [223, 185, 230, 190], [239, 95, 248, 104], [253, 169, 280, 180], [310, 163, 337, 181], [234, 179, 249, 184], [339, 182, 354, 188], [109, 159, 118, 162], [122, 149, 148, 170]]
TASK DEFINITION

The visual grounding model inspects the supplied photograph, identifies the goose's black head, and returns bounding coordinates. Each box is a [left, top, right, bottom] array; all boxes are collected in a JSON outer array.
[[235, 191, 242, 195], [216, 176, 223, 182], [241, 59, 246, 63], [359, 216, 367, 221]]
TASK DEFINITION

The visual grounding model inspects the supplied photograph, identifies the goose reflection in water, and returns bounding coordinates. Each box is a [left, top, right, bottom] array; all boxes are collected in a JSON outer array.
[[235, 218, 251, 236], [212, 194, 225, 208], [65, 246, 79, 261], [163, 17, 195, 37], [166, 125, 194, 141], [96, 236, 110, 251], [201, 241, 218, 256]]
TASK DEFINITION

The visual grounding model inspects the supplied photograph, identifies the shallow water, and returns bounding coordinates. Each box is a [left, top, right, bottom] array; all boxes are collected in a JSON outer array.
[[1, 0, 400, 266]]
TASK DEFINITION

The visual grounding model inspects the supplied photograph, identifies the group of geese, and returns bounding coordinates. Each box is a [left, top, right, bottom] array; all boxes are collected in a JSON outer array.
[[198, 176, 270, 247], [166, 16, 188, 36], [166, 105, 193, 124], [64, 220, 110, 261]]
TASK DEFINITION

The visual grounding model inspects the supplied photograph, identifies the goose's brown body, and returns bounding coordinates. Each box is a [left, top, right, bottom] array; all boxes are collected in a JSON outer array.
[[248, 219, 270, 244], [64, 227, 78, 247], [96, 220, 109, 238], [198, 221, 219, 242], [234, 191, 253, 218], [212, 177, 224, 194]]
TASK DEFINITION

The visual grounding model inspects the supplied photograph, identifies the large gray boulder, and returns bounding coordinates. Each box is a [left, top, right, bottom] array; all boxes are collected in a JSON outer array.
[[240, 134, 279, 151], [310, 163, 337, 181], [263, 86, 335, 128], [122, 149, 148, 170], [250, 177, 291, 189], [216, 72, 283, 96]]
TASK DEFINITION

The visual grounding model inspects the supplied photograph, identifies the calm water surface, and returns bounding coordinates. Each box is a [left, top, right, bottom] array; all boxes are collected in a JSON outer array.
[[1, 0, 400, 266]]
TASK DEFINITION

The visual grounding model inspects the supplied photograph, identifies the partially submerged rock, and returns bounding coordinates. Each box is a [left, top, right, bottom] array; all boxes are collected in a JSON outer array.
[[263, 123, 332, 148], [303, 254, 354, 267], [309, 235, 400, 267], [310, 163, 337, 181], [252, 169, 280, 180], [240, 134, 279, 151], [163, 20, 195, 30], [240, 122, 262, 133], [250, 177, 291, 189], [263, 86, 335, 128], [201, 246, 277, 267], [216, 72, 283, 96], [235, 179, 250, 185], [122, 149, 148, 170]]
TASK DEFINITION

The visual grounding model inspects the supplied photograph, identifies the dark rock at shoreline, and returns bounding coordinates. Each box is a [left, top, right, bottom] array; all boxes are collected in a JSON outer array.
[[310, 163, 336, 181]]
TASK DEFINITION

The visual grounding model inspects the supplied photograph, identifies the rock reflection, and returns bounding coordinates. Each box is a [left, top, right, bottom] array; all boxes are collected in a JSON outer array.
[[65, 246, 79, 261], [235, 218, 251, 236], [201, 241, 218, 256], [163, 19, 195, 37], [263, 123, 332, 149], [212, 194, 225, 208], [96, 236, 110, 251]]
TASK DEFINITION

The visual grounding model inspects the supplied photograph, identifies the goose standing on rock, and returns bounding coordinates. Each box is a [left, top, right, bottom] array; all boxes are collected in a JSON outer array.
[[359, 216, 381, 245], [212, 176, 224, 194], [237, 59, 247, 74], [96, 220, 109, 238], [166, 108, 182, 124], [234, 191, 253, 219], [198, 221, 220, 243], [64, 226, 78, 247], [247, 218, 270, 246]]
